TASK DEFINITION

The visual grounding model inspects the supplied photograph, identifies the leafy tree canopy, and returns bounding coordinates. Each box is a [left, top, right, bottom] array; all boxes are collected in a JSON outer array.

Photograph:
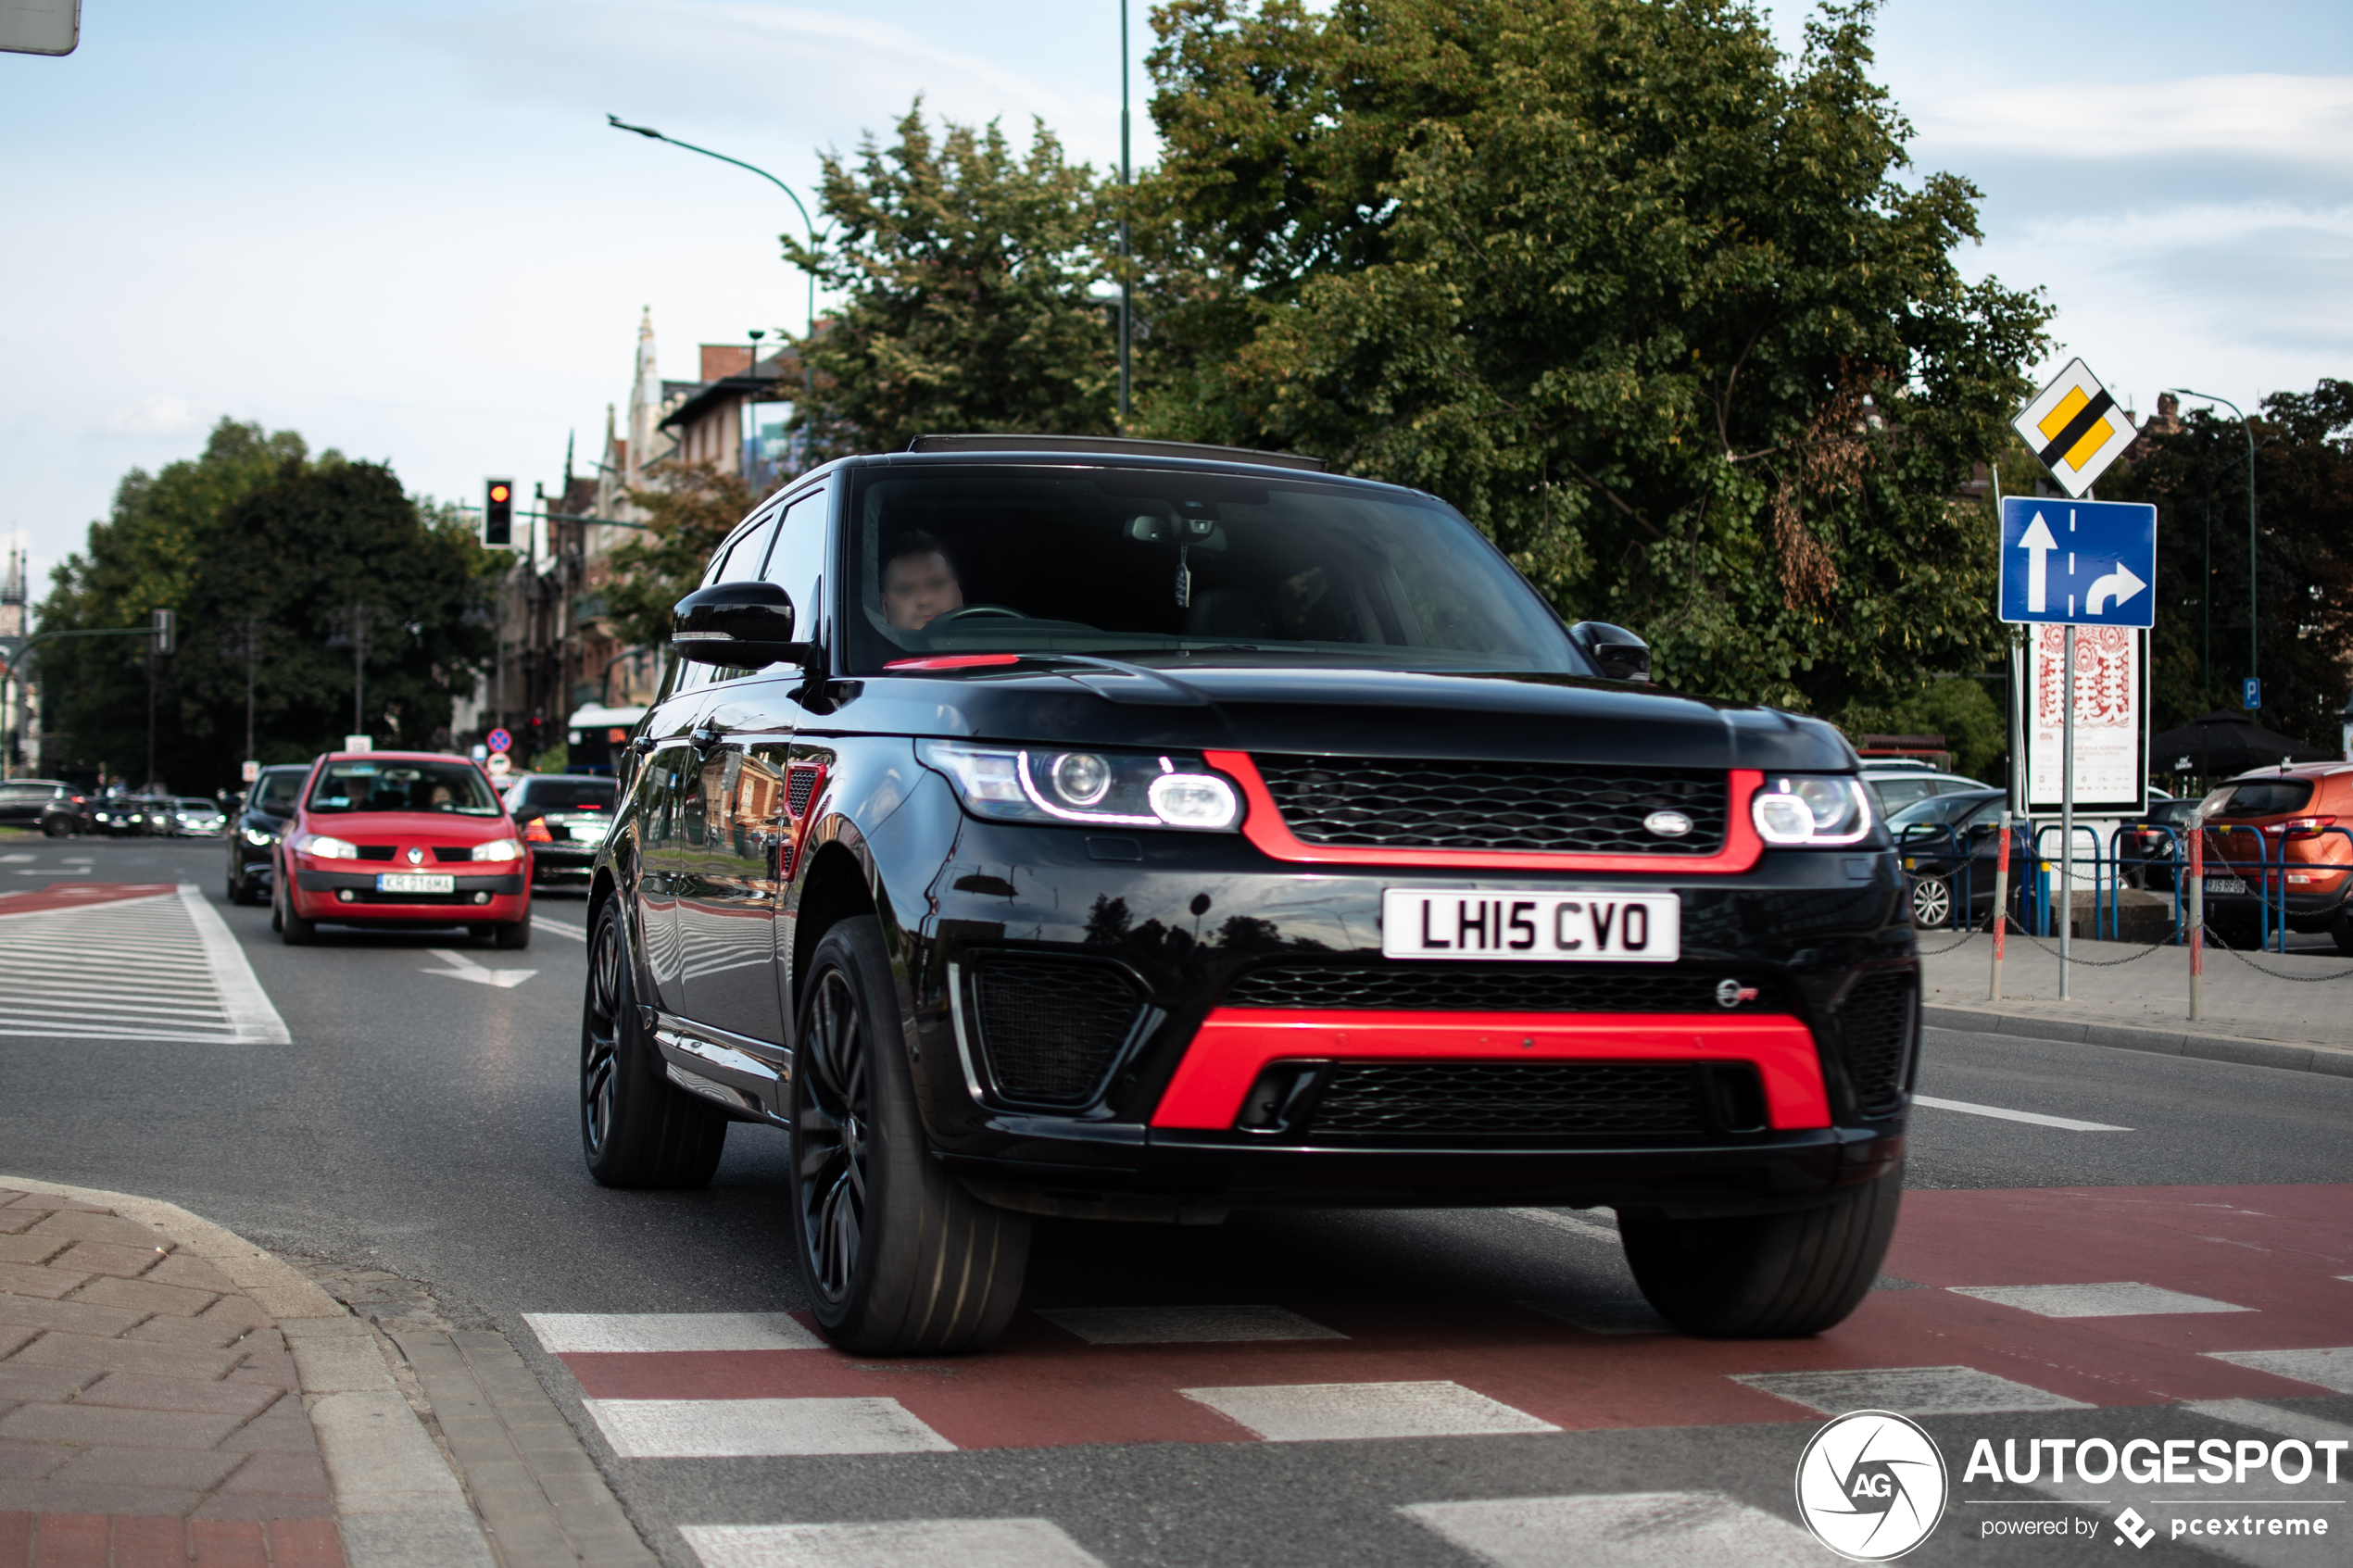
[[34, 420, 495, 789], [1134, 0, 2048, 711], [789, 105, 1120, 457], [604, 464, 764, 649]]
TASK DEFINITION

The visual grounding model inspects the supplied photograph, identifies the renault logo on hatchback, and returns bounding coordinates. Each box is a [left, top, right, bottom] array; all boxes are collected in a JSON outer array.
[[406, 847, 424, 865], [1644, 809, 1692, 837]]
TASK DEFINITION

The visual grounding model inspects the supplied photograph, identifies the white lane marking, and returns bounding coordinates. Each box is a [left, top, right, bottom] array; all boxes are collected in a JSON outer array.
[[1509, 1207, 1621, 1244], [61, 858, 93, 864], [525, 1312, 822, 1354], [1180, 1380, 1557, 1442], [177, 884, 290, 1044], [0, 854, 31, 862], [1036, 1305, 1345, 1345], [422, 947, 535, 989], [1911, 1094, 2131, 1132], [683, 1520, 1106, 1568], [14, 867, 87, 875], [2184, 1399, 2353, 1446], [1403, 1493, 1825, 1568], [2204, 1347, 2353, 1394], [1732, 1366, 2089, 1416], [582, 1397, 952, 1458], [532, 916, 587, 940], [1950, 1281, 2254, 1318]]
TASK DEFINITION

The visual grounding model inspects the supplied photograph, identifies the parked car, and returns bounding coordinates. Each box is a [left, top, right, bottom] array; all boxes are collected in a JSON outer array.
[[2195, 764, 2353, 952], [503, 773, 617, 888], [273, 752, 531, 947], [1887, 789, 2028, 928], [577, 433, 1914, 1353], [171, 797, 227, 837], [1858, 765, 1991, 816], [227, 765, 309, 905], [2118, 796, 2200, 892], [92, 792, 172, 836], [0, 780, 89, 836]]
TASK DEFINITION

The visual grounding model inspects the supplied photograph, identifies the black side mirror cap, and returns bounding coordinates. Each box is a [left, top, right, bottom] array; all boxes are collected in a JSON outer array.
[[671, 581, 823, 675], [1568, 621, 1652, 682]]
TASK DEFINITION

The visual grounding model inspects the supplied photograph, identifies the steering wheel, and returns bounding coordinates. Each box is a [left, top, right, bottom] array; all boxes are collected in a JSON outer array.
[[927, 605, 1026, 624]]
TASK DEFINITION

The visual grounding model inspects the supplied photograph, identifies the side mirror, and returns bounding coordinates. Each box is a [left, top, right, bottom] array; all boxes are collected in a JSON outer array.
[[671, 581, 821, 674], [1568, 621, 1652, 683]]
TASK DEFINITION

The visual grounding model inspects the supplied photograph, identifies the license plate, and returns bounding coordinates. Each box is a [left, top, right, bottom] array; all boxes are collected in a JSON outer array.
[[568, 824, 609, 844], [2204, 875, 2246, 895], [376, 872, 455, 894], [1381, 889, 1680, 962]]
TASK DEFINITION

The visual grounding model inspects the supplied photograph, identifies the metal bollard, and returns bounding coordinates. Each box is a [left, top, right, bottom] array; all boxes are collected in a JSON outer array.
[[2189, 822, 2204, 1022], [1989, 811, 2010, 1001]]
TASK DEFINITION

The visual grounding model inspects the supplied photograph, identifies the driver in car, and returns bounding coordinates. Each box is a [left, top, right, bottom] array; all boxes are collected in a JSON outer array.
[[882, 531, 965, 632]]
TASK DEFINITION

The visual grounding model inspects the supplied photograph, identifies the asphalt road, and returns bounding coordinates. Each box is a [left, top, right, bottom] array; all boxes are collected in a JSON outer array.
[[3, 835, 2349, 1567]]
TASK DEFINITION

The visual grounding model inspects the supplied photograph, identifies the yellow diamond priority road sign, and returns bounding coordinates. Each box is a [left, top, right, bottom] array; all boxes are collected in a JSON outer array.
[[2013, 358, 2135, 498]]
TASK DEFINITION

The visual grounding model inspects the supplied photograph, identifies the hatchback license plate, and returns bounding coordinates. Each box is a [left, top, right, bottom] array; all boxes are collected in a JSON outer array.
[[2203, 875, 2246, 896], [1381, 890, 1680, 963], [376, 872, 455, 894]]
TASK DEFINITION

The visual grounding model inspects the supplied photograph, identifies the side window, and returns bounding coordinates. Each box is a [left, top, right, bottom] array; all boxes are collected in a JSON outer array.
[[761, 487, 830, 642], [676, 509, 784, 695]]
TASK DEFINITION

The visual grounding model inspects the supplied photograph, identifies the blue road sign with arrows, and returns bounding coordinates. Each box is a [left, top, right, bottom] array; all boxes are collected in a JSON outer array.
[[1997, 496, 2157, 627]]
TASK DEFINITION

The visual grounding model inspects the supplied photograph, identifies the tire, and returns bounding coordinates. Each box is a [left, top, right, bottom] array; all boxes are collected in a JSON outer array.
[[579, 900, 726, 1188], [2331, 908, 2353, 957], [790, 916, 1029, 1354], [41, 816, 68, 839], [1619, 1160, 1904, 1337], [277, 874, 316, 946], [1907, 874, 1953, 929], [496, 918, 531, 950]]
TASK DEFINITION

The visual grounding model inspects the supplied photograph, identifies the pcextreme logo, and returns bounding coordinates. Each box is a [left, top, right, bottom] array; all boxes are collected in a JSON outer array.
[[1795, 1410, 1951, 1561]]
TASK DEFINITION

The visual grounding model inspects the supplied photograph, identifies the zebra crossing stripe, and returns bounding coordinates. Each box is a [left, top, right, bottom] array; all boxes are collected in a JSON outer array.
[[1402, 1493, 1826, 1568], [682, 1519, 1106, 1568], [0, 883, 289, 1045], [582, 1396, 952, 1457]]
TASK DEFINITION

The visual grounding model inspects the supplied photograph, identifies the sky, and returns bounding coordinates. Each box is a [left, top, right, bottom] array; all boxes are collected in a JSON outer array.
[[3, 0, 2349, 596]]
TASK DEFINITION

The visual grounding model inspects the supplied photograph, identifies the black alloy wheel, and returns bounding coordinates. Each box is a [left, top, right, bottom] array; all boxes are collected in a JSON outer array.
[[1907, 874, 1953, 929], [578, 901, 725, 1187], [788, 916, 1029, 1354]]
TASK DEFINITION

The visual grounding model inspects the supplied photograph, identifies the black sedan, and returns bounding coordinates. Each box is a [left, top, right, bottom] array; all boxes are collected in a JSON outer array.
[[1889, 788, 2026, 928], [503, 773, 616, 887], [226, 765, 309, 904]]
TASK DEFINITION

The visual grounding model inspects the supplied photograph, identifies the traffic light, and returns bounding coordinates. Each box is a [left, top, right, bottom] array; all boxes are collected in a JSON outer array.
[[151, 608, 175, 654], [525, 715, 546, 757], [484, 479, 515, 547]]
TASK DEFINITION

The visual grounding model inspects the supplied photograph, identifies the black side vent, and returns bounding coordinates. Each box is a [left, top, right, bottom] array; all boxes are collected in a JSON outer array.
[[1308, 1060, 1733, 1141], [1839, 972, 1917, 1117], [786, 767, 821, 819], [966, 955, 1149, 1108]]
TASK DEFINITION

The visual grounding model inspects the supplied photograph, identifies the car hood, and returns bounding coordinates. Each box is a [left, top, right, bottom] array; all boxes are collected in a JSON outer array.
[[293, 811, 513, 842], [803, 662, 1853, 771]]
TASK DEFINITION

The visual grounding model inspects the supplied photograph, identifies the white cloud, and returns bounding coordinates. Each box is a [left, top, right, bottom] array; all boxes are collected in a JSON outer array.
[[103, 396, 213, 439]]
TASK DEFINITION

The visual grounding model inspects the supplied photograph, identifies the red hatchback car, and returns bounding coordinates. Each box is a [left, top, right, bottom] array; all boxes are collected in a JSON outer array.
[[273, 751, 531, 947]]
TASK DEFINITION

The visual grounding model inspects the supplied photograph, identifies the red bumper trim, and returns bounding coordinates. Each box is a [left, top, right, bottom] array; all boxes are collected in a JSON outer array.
[[1207, 753, 1767, 874], [1149, 1009, 1831, 1131]]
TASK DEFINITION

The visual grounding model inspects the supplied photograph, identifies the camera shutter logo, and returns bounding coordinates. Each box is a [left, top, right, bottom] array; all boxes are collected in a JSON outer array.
[[1794, 1410, 1948, 1561]]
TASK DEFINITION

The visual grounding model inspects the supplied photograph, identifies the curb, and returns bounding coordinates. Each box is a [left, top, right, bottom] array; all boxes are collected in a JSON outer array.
[[1922, 1005, 2353, 1079], [1, 1177, 497, 1568]]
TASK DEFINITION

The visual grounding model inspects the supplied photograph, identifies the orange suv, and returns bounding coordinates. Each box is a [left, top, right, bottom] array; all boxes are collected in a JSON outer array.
[[2196, 763, 2353, 952]]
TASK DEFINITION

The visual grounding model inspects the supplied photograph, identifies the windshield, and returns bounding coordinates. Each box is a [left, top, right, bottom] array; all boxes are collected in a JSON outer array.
[[514, 778, 615, 812], [253, 770, 305, 809], [1889, 793, 1997, 830], [844, 465, 1581, 674], [306, 759, 500, 816], [177, 798, 217, 812]]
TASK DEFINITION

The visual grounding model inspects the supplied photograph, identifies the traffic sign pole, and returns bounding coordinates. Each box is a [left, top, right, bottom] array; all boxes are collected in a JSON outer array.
[[2060, 626, 2074, 997]]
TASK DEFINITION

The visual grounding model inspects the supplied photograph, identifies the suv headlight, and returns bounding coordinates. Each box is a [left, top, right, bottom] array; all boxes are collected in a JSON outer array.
[[472, 838, 524, 861], [296, 833, 359, 859], [1752, 775, 1873, 846], [919, 741, 1240, 831]]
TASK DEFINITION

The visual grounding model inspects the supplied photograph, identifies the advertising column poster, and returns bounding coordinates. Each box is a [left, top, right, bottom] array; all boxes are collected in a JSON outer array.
[[2023, 623, 2145, 813]]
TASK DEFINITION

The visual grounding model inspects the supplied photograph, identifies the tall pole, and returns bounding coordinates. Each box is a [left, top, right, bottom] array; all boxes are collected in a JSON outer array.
[[2171, 389, 2258, 700], [145, 642, 157, 791], [245, 618, 258, 762], [2060, 623, 2075, 997], [1118, 0, 1132, 427]]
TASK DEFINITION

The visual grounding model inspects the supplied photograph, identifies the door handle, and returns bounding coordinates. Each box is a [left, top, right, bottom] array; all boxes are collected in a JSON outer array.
[[629, 735, 657, 756], [690, 722, 724, 750]]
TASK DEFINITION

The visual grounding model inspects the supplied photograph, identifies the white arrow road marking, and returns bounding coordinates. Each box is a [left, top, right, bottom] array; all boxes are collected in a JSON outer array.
[[2085, 560, 2146, 615], [2018, 511, 2057, 612], [423, 947, 535, 988]]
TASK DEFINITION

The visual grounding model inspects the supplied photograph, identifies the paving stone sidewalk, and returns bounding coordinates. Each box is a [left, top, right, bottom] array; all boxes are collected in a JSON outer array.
[[0, 1180, 505, 1568]]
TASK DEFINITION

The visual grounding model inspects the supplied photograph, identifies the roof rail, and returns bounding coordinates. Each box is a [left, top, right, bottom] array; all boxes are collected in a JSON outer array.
[[905, 433, 1327, 472]]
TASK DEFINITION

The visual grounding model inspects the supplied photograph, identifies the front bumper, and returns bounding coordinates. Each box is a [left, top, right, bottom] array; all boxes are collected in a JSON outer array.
[[293, 866, 527, 921]]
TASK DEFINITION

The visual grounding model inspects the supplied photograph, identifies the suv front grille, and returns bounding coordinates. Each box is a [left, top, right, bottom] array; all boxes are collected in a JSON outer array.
[[1253, 755, 1728, 855], [1838, 972, 1916, 1116], [1224, 962, 1776, 1013], [968, 956, 1146, 1107], [1309, 1061, 1710, 1140]]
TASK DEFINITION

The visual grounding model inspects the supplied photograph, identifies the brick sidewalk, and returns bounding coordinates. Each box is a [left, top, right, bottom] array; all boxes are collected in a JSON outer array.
[[0, 1185, 341, 1565]]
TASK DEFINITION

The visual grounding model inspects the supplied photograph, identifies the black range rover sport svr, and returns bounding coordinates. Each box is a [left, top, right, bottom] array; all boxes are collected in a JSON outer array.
[[578, 435, 1916, 1354]]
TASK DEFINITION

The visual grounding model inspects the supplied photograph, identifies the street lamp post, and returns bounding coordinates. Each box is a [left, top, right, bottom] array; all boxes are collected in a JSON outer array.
[[2170, 388, 2259, 702], [1118, 0, 1132, 427], [607, 116, 827, 448]]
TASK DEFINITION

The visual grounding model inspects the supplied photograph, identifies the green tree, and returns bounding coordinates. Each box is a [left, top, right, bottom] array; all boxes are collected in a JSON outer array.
[[789, 105, 1120, 456], [35, 421, 495, 789], [1840, 675, 2007, 783], [1135, 0, 2048, 711], [603, 464, 764, 649]]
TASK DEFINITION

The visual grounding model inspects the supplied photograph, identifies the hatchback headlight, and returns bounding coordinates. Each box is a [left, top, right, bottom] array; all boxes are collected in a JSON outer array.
[[472, 838, 524, 861], [918, 741, 1240, 831], [296, 833, 359, 859], [1752, 775, 1873, 846]]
